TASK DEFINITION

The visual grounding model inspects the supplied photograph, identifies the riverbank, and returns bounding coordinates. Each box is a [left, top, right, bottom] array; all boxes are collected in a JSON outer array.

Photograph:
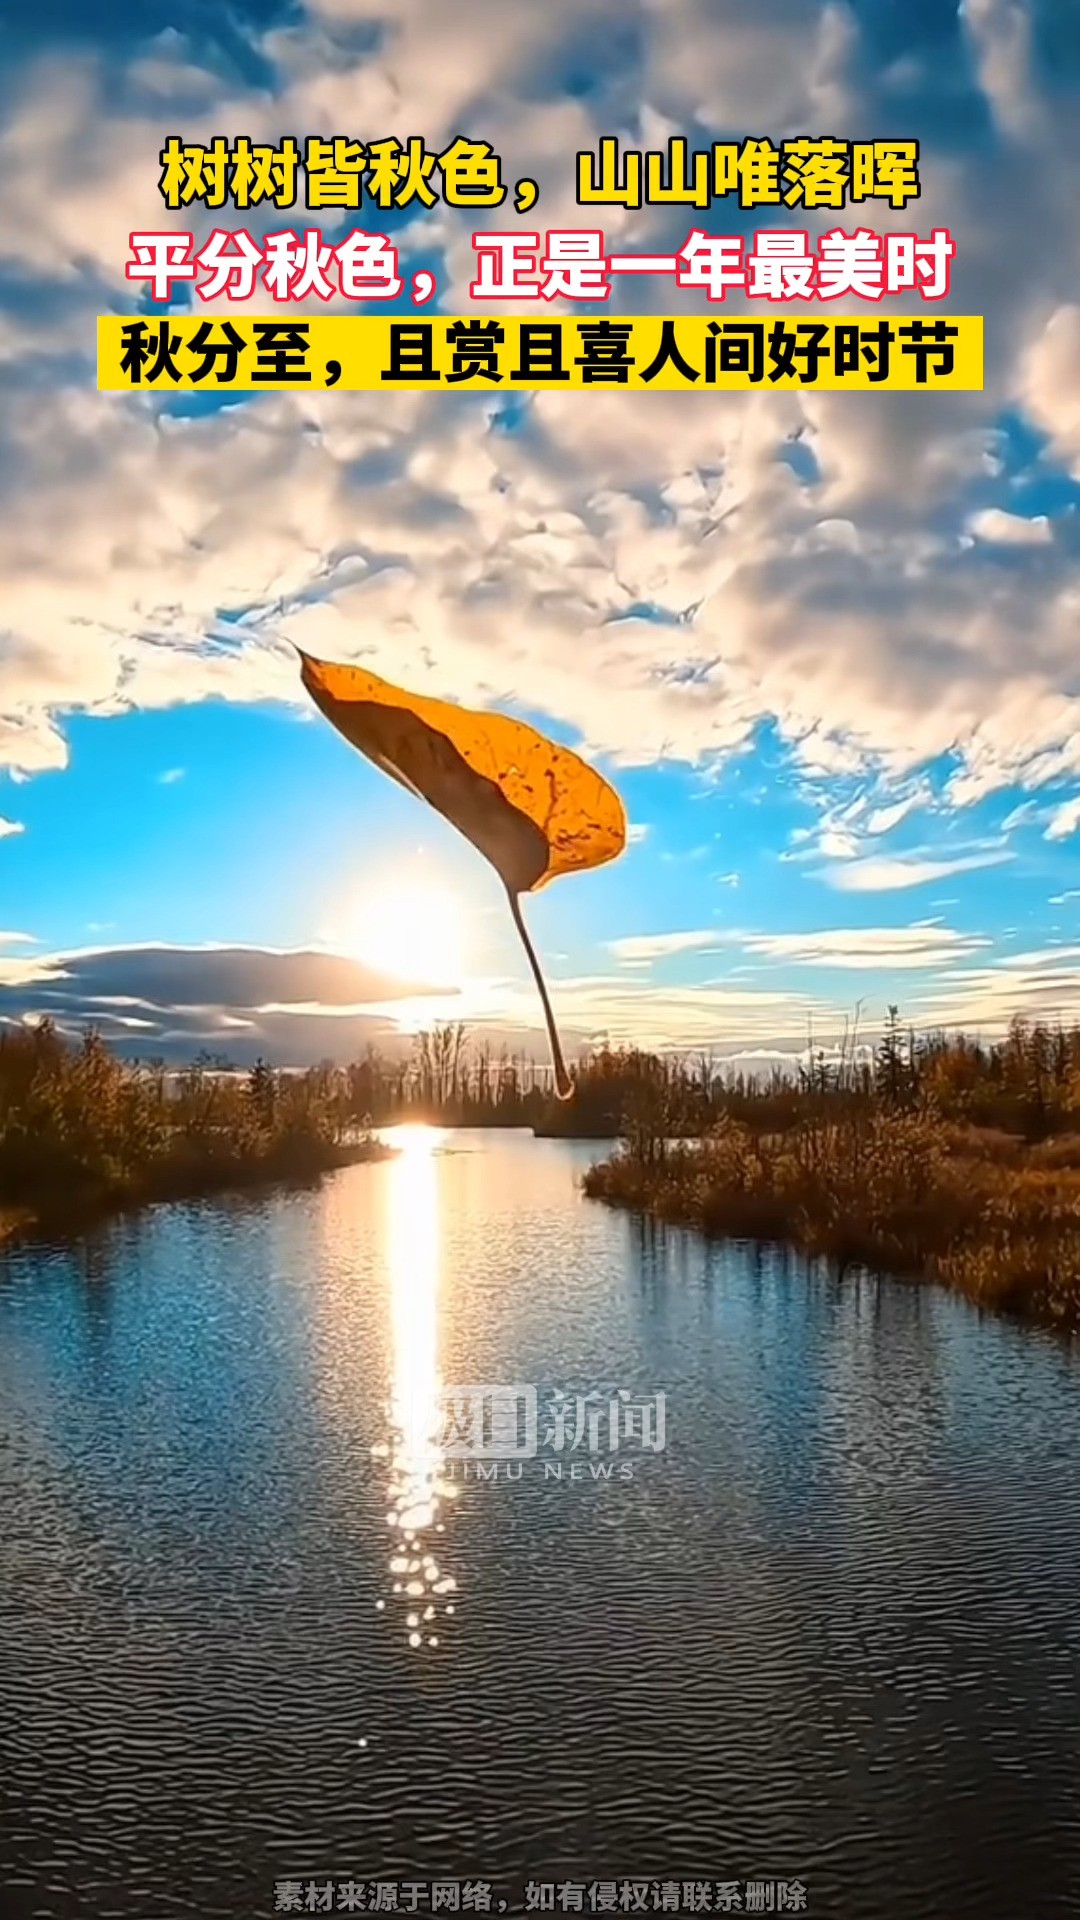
[[0, 1025, 401, 1250], [0, 1133, 393, 1248], [583, 1112, 1080, 1332]]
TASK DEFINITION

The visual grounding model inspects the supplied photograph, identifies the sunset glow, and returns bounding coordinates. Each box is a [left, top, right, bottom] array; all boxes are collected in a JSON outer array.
[[346, 882, 469, 988]]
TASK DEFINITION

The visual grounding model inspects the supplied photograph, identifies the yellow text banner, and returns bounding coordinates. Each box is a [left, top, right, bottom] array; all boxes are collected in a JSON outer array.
[[98, 313, 984, 393]]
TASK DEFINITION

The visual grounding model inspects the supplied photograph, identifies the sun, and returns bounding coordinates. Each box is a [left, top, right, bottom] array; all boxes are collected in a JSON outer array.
[[347, 880, 468, 987]]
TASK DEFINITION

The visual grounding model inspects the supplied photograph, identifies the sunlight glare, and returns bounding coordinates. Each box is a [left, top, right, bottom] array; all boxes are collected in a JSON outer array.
[[349, 881, 467, 986], [379, 1124, 457, 1648]]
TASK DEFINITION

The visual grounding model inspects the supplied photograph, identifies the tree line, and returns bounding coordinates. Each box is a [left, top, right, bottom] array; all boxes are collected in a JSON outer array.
[[584, 1009, 1080, 1333], [5, 1008, 1080, 1226]]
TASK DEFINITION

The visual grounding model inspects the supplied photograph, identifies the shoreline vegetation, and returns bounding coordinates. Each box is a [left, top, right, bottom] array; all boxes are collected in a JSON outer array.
[[0, 1024, 393, 1245], [0, 1015, 599, 1244], [582, 1010, 1080, 1334], [6, 1013, 1080, 1334], [0, 1017, 616, 1252]]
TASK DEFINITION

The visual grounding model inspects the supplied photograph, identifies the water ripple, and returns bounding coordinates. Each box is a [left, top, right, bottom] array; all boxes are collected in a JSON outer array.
[[2, 1133, 1080, 1917]]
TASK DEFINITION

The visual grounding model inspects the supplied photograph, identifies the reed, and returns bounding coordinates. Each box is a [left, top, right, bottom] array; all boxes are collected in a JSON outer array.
[[0, 1023, 388, 1232], [584, 1103, 1080, 1332]]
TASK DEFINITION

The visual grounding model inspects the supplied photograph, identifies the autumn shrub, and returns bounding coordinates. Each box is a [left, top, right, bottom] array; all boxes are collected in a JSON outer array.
[[0, 1022, 371, 1217], [584, 1101, 1080, 1329]]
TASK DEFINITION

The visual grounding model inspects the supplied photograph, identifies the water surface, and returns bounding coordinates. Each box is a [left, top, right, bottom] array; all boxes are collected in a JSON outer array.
[[3, 1128, 1080, 1918]]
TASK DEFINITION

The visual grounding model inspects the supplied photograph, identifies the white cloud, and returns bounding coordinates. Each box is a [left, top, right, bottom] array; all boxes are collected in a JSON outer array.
[[608, 930, 720, 962], [528, 970, 837, 1050], [863, 795, 922, 836], [816, 828, 861, 860], [960, 0, 1043, 141], [818, 849, 1015, 892], [0, 0, 1077, 825], [0, 941, 461, 1061], [608, 920, 989, 972], [736, 925, 990, 968], [997, 943, 1080, 970], [967, 508, 1051, 545], [1022, 307, 1080, 473], [914, 944, 1080, 1035], [1045, 795, 1080, 841], [0, 818, 24, 839], [1001, 797, 1040, 830]]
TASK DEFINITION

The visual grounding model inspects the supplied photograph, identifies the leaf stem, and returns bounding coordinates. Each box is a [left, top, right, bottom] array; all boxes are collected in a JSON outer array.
[[506, 887, 573, 1101]]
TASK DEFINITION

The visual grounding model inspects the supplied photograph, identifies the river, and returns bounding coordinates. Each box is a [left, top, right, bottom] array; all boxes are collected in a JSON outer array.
[[2, 1127, 1080, 1919]]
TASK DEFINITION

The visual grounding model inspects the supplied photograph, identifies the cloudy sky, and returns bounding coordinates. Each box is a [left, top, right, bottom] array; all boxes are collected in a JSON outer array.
[[2, 0, 1080, 1065]]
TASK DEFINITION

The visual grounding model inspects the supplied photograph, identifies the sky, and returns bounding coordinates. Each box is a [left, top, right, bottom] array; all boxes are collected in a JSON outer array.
[[2, 0, 1080, 1066]]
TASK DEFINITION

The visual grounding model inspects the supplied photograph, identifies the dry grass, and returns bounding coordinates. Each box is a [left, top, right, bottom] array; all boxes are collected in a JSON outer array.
[[0, 1023, 389, 1237], [584, 1111, 1080, 1332]]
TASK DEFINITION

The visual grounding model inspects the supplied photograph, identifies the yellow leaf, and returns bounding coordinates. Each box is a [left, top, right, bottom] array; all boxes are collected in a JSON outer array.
[[299, 652, 627, 1099]]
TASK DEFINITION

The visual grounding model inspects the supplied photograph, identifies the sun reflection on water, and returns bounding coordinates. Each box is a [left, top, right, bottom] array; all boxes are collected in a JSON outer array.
[[374, 1125, 458, 1648]]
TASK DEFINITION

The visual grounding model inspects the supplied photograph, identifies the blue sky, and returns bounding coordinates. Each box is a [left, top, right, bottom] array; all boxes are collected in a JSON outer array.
[[1, 0, 1080, 1064]]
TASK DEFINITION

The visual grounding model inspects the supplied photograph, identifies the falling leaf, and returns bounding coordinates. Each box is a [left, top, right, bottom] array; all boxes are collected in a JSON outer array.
[[298, 652, 626, 1098]]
